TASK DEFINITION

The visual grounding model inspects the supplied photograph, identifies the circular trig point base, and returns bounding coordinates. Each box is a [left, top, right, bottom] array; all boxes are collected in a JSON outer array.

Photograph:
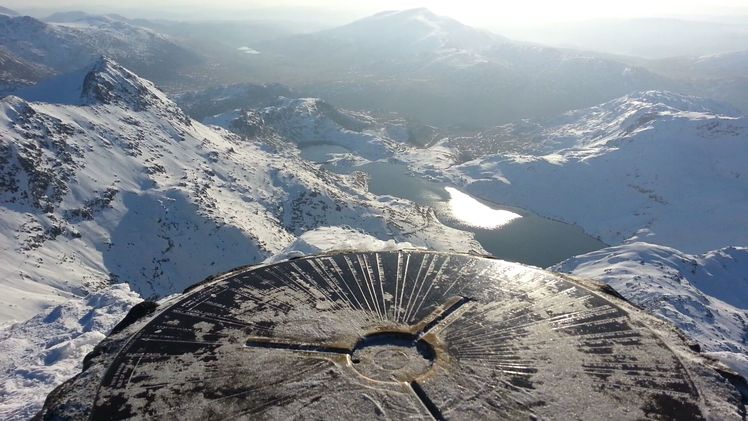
[[89, 251, 742, 420]]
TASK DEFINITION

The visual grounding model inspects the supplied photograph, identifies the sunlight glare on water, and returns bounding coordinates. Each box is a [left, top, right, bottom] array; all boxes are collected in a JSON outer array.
[[445, 187, 521, 229]]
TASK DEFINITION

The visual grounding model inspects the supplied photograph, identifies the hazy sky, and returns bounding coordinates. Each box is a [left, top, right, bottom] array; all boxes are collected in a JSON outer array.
[[6, 0, 748, 25]]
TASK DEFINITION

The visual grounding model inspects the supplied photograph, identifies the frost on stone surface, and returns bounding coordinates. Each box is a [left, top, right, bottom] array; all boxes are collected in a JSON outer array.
[[40, 251, 742, 420], [553, 242, 748, 379]]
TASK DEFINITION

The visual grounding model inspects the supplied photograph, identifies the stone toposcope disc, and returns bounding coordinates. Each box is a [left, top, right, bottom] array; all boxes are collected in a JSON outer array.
[[90, 251, 733, 420]]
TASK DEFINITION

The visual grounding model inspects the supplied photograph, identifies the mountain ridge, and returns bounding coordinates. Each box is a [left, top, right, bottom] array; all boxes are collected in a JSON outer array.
[[0, 58, 482, 323]]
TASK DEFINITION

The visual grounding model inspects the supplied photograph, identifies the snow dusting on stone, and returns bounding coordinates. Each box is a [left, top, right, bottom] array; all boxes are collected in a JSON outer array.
[[553, 242, 748, 378]]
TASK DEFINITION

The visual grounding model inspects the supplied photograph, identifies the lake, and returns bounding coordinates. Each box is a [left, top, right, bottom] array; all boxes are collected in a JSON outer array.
[[300, 143, 606, 268]]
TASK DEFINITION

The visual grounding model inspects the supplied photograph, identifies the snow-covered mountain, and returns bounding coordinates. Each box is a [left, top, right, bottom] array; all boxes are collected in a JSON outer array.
[[444, 90, 743, 158], [251, 8, 676, 127], [316, 7, 509, 56], [197, 92, 440, 164], [0, 57, 482, 324], [0, 13, 200, 90], [553, 242, 748, 378], [258, 8, 507, 68], [426, 91, 748, 252]]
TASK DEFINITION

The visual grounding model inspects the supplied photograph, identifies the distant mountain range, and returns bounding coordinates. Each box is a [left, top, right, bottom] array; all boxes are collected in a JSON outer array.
[[0, 12, 201, 93], [2, 7, 747, 128], [251, 8, 677, 127]]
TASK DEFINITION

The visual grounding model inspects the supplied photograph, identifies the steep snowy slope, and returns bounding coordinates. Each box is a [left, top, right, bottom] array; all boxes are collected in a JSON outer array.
[[0, 57, 481, 324], [553, 242, 748, 378], [433, 91, 748, 252]]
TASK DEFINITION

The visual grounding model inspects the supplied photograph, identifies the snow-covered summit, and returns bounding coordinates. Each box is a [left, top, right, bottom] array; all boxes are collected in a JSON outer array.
[[204, 96, 403, 161], [14, 56, 188, 120], [322, 7, 507, 54], [449, 90, 743, 158], [551, 90, 743, 154], [621, 90, 742, 116], [81, 57, 183, 114]]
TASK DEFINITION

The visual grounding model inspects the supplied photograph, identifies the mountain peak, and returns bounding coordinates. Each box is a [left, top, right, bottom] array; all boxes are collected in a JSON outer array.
[[327, 8, 507, 54], [14, 56, 188, 121], [79, 56, 189, 121], [82, 56, 162, 108]]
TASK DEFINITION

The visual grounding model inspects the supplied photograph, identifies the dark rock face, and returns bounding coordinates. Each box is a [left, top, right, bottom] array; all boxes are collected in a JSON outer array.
[[81, 57, 191, 124], [229, 110, 266, 138], [37, 251, 744, 420], [0, 97, 82, 212]]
